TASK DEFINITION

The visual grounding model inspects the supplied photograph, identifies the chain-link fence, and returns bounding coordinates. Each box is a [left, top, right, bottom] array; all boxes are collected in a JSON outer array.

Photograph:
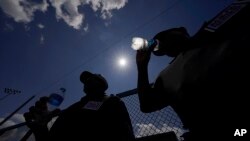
[[116, 88, 187, 141]]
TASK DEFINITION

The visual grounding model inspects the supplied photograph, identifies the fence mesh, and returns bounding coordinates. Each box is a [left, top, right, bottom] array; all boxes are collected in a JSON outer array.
[[118, 91, 186, 140]]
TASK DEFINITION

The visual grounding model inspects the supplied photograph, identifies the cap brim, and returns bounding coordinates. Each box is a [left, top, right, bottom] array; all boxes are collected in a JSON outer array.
[[80, 71, 94, 84]]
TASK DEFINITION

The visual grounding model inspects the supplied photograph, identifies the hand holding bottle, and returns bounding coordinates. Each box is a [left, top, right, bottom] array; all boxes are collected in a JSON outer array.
[[47, 88, 65, 111], [23, 96, 61, 132], [136, 48, 151, 69]]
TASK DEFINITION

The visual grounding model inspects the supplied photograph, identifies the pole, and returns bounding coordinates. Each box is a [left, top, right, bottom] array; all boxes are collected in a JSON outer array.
[[0, 95, 35, 126], [0, 109, 63, 136], [20, 129, 32, 141], [0, 122, 27, 135]]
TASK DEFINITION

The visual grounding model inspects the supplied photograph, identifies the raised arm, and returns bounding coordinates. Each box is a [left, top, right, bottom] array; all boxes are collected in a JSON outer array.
[[136, 49, 153, 112], [136, 50, 169, 113]]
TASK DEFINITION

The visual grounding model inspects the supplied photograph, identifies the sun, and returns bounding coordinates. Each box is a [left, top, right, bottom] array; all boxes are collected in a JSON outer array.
[[118, 57, 127, 67]]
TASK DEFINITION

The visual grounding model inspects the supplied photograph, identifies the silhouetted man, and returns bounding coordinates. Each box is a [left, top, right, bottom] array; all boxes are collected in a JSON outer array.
[[24, 71, 135, 141], [136, 21, 249, 140]]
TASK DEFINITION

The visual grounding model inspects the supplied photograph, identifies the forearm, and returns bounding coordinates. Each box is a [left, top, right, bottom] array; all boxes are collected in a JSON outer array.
[[136, 49, 163, 112], [137, 65, 151, 94], [137, 65, 155, 112]]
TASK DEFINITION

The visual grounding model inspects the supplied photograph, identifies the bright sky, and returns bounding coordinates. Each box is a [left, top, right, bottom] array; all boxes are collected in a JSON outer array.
[[0, 0, 234, 140]]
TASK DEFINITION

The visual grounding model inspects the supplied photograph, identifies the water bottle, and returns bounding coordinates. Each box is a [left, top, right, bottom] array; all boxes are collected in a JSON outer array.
[[47, 88, 66, 111], [131, 37, 159, 51]]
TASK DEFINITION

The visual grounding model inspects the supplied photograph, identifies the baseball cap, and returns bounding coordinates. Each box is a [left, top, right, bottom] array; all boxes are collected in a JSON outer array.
[[80, 71, 108, 91]]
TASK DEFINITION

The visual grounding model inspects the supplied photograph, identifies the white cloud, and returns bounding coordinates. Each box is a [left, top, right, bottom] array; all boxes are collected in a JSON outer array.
[[0, 119, 17, 141], [135, 123, 186, 140], [0, 114, 34, 141], [0, 0, 48, 23], [86, 0, 128, 19], [49, 0, 84, 30], [100, 0, 128, 19], [0, 0, 128, 30], [37, 23, 45, 29], [83, 24, 89, 32], [136, 123, 162, 137], [40, 34, 45, 44], [49, 0, 128, 29]]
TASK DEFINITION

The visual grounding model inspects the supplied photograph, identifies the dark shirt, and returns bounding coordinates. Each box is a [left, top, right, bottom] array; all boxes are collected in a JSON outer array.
[[48, 95, 135, 141]]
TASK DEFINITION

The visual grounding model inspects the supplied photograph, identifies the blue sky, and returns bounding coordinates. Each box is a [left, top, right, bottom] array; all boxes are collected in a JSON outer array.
[[0, 0, 234, 140]]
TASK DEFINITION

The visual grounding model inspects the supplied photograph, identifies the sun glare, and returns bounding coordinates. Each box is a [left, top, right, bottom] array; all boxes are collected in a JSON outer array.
[[118, 57, 127, 67]]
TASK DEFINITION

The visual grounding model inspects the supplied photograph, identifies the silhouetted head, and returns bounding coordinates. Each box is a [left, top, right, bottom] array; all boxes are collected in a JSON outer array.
[[80, 71, 108, 97], [153, 27, 190, 57]]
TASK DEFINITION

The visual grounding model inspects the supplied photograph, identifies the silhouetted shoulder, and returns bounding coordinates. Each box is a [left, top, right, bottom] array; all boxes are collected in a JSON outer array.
[[108, 95, 121, 100], [105, 95, 123, 105]]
